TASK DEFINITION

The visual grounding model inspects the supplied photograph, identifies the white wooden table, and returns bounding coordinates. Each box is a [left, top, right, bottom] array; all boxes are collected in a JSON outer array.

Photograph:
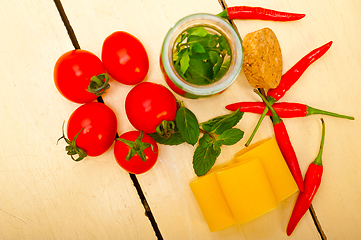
[[1, 0, 360, 239]]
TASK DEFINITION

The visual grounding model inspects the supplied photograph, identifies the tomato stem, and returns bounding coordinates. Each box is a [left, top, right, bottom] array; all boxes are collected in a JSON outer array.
[[156, 120, 175, 139], [88, 73, 110, 96], [116, 131, 153, 162], [57, 122, 87, 161]]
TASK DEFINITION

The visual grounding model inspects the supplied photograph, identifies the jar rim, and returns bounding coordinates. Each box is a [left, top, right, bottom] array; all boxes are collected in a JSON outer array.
[[161, 13, 243, 96]]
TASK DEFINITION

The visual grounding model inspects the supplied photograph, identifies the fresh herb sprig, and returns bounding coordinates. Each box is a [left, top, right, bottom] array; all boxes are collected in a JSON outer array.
[[173, 26, 232, 85], [194, 110, 244, 176], [149, 101, 244, 176]]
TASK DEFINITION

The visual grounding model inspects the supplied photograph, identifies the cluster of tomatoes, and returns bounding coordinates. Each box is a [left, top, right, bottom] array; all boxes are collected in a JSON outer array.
[[54, 31, 178, 174]]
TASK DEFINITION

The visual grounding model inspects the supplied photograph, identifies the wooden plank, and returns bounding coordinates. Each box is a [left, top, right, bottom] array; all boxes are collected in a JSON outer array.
[[225, 0, 361, 239], [0, 1, 155, 239], [3, 0, 359, 239], [59, 0, 327, 239]]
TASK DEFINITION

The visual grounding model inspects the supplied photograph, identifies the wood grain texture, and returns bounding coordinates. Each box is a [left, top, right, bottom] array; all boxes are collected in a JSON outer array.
[[226, 0, 361, 239], [0, 1, 155, 239], [1, 0, 360, 239]]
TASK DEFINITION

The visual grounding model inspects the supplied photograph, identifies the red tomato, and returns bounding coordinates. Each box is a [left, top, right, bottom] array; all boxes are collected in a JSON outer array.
[[125, 82, 177, 133], [101, 31, 149, 85], [114, 131, 158, 174], [67, 102, 117, 157], [54, 49, 107, 103]]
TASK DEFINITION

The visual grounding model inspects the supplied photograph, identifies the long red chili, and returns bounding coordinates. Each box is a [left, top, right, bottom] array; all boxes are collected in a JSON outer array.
[[287, 118, 325, 236], [225, 102, 354, 120], [245, 41, 333, 146], [255, 90, 304, 192], [217, 6, 305, 21], [267, 41, 333, 103]]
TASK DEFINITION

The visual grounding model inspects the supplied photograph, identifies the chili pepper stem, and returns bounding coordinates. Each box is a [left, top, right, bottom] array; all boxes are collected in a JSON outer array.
[[217, 9, 229, 19], [245, 95, 277, 146], [313, 118, 325, 166], [307, 106, 354, 120], [245, 106, 268, 147], [254, 89, 281, 124]]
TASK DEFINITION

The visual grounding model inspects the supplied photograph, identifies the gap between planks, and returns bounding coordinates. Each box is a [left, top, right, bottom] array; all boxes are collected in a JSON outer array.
[[53, 0, 326, 239], [53, 0, 162, 239]]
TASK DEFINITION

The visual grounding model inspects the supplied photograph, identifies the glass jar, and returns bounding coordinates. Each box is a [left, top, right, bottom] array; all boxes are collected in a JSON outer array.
[[160, 13, 243, 99]]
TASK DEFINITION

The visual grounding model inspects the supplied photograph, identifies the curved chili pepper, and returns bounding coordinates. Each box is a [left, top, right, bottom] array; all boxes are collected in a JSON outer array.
[[217, 6, 305, 21], [226, 102, 354, 120], [245, 41, 333, 146], [267, 41, 333, 103], [287, 118, 325, 236], [255, 90, 304, 192]]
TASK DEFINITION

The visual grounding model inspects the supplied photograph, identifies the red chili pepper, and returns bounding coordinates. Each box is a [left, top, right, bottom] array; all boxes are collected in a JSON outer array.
[[255, 90, 304, 192], [226, 102, 354, 120], [217, 6, 305, 21], [287, 118, 325, 236], [267, 41, 333, 103], [244, 41, 333, 146]]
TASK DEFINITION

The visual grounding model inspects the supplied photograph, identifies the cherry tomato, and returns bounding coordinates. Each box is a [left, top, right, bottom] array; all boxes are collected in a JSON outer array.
[[125, 82, 177, 133], [66, 102, 117, 158], [54, 49, 108, 103], [114, 131, 159, 174], [101, 31, 149, 85]]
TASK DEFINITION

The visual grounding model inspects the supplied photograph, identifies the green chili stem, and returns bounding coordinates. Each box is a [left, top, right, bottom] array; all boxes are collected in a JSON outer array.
[[245, 92, 277, 146], [245, 106, 268, 147], [254, 89, 281, 124], [217, 9, 230, 19], [307, 106, 354, 120], [313, 118, 325, 166]]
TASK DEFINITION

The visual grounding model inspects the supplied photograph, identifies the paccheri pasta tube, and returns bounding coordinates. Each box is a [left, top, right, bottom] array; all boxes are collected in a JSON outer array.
[[189, 137, 299, 231]]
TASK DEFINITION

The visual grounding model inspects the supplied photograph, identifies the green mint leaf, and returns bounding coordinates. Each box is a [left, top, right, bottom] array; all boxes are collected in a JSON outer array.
[[191, 42, 205, 53], [180, 50, 190, 74], [213, 144, 221, 157], [217, 128, 244, 145], [198, 133, 213, 148], [148, 132, 185, 145], [189, 27, 208, 37], [188, 34, 213, 48], [193, 144, 217, 176], [218, 35, 231, 54], [184, 58, 213, 85], [175, 107, 199, 146], [189, 52, 209, 61], [200, 116, 225, 132], [207, 110, 244, 135], [209, 51, 220, 65], [214, 58, 231, 80], [208, 35, 218, 48], [212, 55, 224, 78]]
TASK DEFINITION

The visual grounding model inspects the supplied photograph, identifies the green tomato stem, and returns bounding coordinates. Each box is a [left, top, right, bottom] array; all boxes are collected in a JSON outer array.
[[57, 122, 87, 161], [88, 73, 110, 96], [156, 120, 175, 139]]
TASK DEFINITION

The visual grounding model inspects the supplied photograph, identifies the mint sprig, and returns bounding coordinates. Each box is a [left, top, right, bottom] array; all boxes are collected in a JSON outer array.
[[149, 102, 244, 176], [175, 106, 199, 146], [193, 110, 244, 176], [173, 26, 232, 85]]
